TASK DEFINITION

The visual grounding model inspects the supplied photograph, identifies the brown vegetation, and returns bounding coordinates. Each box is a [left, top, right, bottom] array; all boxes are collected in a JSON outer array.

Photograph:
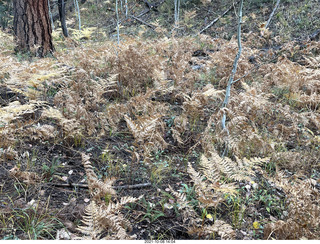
[[0, 0, 319, 240]]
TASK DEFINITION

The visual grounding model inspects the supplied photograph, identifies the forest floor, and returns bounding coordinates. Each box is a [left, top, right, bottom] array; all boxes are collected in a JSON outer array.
[[0, 0, 320, 240]]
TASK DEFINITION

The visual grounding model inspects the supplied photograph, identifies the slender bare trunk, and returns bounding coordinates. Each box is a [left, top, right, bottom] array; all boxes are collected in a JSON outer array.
[[58, 0, 68, 37]]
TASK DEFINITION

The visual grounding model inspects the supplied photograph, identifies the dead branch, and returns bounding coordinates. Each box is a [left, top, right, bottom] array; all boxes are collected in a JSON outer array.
[[129, 15, 155, 29], [199, 0, 240, 34], [47, 182, 152, 190], [265, 0, 281, 29]]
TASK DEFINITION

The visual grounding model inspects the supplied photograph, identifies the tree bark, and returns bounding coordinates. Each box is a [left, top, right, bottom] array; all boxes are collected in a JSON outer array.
[[13, 0, 54, 57], [58, 0, 68, 37]]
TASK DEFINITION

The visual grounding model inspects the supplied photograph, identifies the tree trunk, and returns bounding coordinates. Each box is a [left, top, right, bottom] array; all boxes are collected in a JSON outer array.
[[13, 0, 54, 57], [58, 0, 68, 37]]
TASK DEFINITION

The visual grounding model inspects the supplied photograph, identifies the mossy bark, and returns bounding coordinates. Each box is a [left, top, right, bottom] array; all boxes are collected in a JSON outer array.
[[13, 0, 54, 57]]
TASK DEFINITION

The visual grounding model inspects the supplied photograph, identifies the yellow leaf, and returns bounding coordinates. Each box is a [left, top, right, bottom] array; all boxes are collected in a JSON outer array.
[[253, 221, 260, 229]]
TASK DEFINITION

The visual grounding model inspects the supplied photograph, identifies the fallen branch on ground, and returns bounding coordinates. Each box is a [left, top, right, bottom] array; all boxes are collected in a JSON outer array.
[[46, 181, 152, 190], [130, 15, 155, 29]]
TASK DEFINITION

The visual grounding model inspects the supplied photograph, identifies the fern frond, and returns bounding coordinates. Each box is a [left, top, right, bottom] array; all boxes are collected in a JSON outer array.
[[187, 162, 207, 192], [209, 151, 269, 182], [187, 160, 236, 208], [168, 185, 188, 209], [106, 196, 141, 214], [77, 201, 105, 240], [206, 219, 235, 240], [124, 114, 168, 158], [199, 154, 220, 183], [81, 153, 116, 201], [168, 185, 201, 226], [77, 198, 139, 240]]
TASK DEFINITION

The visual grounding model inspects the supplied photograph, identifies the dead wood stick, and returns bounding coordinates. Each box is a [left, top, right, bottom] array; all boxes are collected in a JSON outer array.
[[199, 0, 240, 34], [115, 182, 151, 189], [129, 15, 155, 29], [47, 182, 151, 190], [265, 0, 281, 29], [231, 64, 261, 85], [137, 8, 150, 17]]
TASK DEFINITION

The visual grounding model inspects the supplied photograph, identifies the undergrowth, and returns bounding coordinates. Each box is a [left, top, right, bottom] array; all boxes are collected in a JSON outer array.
[[0, 0, 320, 240]]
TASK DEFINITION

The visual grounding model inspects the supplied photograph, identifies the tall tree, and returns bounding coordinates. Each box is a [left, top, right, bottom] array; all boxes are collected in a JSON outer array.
[[58, 0, 68, 37], [13, 0, 54, 57]]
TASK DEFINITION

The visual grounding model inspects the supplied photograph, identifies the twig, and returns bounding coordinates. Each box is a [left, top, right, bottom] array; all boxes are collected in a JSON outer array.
[[265, 0, 281, 29], [137, 8, 150, 18], [46, 182, 151, 190], [221, 0, 244, 156], [115, 182, 151, 189], [231, 64, 261, 85], [199, 0, 240, 34], [129, 15, 155, 29]]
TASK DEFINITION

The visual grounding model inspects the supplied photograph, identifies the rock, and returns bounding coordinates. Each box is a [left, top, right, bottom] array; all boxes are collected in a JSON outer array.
[[240, 230, 247, 236], [245, 185, 251, 191]]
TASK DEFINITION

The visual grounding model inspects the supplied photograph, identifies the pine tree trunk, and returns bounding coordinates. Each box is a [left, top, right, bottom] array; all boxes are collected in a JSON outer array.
[[13, 0, 54, 57]]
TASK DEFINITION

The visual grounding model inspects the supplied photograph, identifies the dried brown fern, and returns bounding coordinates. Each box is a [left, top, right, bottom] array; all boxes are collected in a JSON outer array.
[[169, 185, 235, 240], [9, 166, 41, 184], [78, 154, 142, 240], [264, 173, 320, 239], [200, 151, 269, 183], [81, 153, 116, 202], [170, 160, 236, 240], [182, 86, 224, 121], [168, 185, 200, 227], [124, 114, 168, 159], [77, 199, 138, 240], [171, 153, 269, 239], [41, 107, 83, 143], [53, 72, 104, 136]]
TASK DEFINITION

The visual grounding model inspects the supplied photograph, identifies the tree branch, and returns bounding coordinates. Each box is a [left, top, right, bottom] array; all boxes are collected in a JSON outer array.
[[265, 0, 281, 29], [199, 0, 240, 34], [129, 14, 155, 29]]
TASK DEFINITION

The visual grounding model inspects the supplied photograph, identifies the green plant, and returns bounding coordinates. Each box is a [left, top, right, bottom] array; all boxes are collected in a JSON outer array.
[[0, 198, 62, 240], [251, 183, 286, 218], [225, 194, 246, 229], [179, 183, 198, 207], [42, 157, 61, 181], [262, 160, 277, 176], [150, 158, 170, 185], [43, 82, 60, 98], [100, 143, 131, 178], [196, 68, 218, 89], [138, 197, 165, 223]]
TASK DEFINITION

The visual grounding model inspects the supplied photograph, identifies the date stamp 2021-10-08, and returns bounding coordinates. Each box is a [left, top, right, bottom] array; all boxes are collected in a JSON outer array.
[[144, 240, 176, 244]]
